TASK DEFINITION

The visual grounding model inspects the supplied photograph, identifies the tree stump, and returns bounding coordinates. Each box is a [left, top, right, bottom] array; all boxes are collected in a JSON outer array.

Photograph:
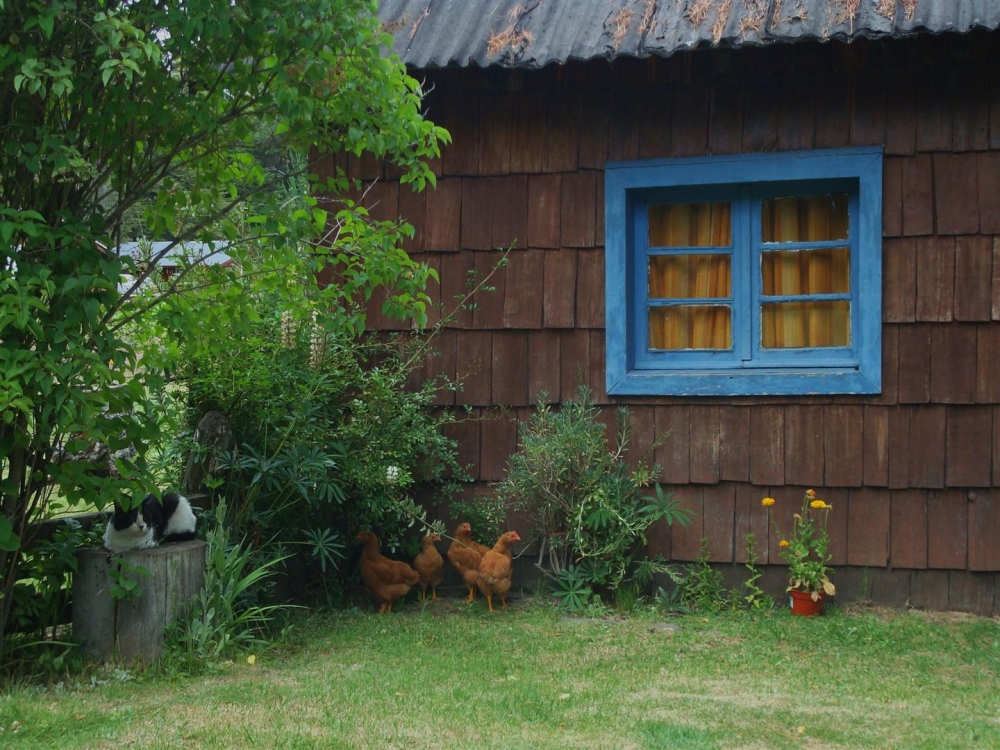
[[182, 410, 233, 502], [73, 540, 205, 662]]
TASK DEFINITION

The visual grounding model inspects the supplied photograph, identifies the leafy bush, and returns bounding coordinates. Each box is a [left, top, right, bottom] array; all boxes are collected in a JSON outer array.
[[5, 519, 101, 640], [678, 539, 728, 613], [551, 565, 594, 613], [165, 503, 290, 662], [177, 290, 469, 598], [495, 385, 692, 595]]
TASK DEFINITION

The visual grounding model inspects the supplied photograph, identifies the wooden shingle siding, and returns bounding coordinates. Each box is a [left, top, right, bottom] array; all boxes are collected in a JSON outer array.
[[478, 409, 516, 481], [884, 76, 916, 155], [471, 251, 506, 328], [317, 29, 1000, 612], [850, 72, 886, 147], [702, 483, 736, 562], [689, 405, 721, 485], [424, 178, 461, 251], [825, 405, 865, 487], [541, 250, 576, 328], [479, 94, 512, 176], [708, 82, 745, 154], [890, 489, 929, 569], [901, 154, 934, 235], [527, 330, 561, 403], [665, 485, 703, 561], [460, 179, 492, 250], [882, 157, 903, 237], [968, 490, 1000, 570], [930, 325, 976, 403], [934, 153, 980, 235], [915, 237, 955, 322], [526, 174, 561, 248], [954, 236, 993, 320], [978, 153, 1000, 233], [490, 331, 529, 407], [915, 75, 953, 153], [878, 324, 899, 406], [862, 406, 890, 487], [784, 405, 824, 488], [908, 406, 946, 488], [575, 250, 605, 329], [749, 406, 784, 487], [492, 175, 528, 250], [454, 331, 491, 405], [927, 490, 968, 569], [847, 488, 890, 566], [945, 407, 993, 487], [501, 250, 543, 329], [897, 324, 932, 403], [655, 405, 690, 485], [559, 171, 597, 248], [719, 407, 751, 482]]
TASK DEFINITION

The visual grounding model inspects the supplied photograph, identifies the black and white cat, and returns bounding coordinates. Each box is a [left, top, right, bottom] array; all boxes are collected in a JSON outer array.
[[103, 492, 197, 553]]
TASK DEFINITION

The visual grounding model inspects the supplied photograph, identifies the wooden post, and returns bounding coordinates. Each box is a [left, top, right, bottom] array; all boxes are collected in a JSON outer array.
[[73, 540, 205, 662]]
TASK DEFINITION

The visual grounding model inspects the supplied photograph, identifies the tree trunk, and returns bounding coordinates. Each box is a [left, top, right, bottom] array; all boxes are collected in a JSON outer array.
[[73, 540, 205, 662]]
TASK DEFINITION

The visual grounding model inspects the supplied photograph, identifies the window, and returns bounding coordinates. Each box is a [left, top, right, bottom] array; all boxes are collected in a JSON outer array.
[[605, 148, 883, 396]]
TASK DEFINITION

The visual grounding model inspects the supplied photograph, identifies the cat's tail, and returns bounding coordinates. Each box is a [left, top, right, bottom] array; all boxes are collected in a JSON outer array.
[[160, 531, 198, 544]]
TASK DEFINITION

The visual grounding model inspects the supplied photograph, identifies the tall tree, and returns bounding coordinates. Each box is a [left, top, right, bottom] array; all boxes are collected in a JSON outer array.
[[0, 0, 446, 652]]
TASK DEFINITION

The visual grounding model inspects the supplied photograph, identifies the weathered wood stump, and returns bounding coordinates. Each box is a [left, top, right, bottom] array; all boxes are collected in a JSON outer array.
[[182, 410, 233, 503], [73, 540, 205, 662]]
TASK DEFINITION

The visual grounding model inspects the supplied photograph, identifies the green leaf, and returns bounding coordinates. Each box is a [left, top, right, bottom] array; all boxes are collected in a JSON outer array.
[[0, 515, 21, 552]]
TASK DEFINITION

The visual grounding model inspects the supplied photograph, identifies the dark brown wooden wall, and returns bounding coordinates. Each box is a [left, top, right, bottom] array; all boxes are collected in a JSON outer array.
[[314, 30, 1000, 611]]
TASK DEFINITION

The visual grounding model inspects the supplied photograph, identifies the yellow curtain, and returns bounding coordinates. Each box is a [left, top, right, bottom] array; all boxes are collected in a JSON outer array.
[[647, 202, 731, 350], [760, 194, 850, 349]]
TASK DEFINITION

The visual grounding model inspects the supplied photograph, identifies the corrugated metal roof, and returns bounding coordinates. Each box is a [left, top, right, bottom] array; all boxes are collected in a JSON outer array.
[[377, 0, 1000, 69]]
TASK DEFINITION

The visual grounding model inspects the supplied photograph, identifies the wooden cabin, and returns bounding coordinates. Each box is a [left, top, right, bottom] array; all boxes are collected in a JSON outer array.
[[317, 0, 1000, 614]]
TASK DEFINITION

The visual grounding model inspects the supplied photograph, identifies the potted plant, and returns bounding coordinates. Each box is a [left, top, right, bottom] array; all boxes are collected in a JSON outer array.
[[761, 490, 836, 615]]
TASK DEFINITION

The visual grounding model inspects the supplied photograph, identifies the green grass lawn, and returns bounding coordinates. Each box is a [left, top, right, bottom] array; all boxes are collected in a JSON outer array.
[[2, 599, 999, 749]]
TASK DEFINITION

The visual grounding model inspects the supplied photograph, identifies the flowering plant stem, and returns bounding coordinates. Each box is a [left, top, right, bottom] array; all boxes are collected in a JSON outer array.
[[762, 490, 836, 602]]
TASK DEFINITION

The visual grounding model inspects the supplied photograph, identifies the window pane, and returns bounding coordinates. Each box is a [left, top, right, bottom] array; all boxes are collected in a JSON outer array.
[[761, 301, 850, 348], [649, 202, 731, 247], [761, 247, 850, 296], [649, 305, 732, 350], [649, 254, 731, 299], [761, 194, 849, 243]]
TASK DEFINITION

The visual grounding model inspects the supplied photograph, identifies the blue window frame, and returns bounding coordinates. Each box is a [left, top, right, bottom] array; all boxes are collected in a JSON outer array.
[[605, 147, 883, 396]]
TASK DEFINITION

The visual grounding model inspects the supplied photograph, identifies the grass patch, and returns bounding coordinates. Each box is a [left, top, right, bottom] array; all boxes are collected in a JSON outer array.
[[2, 600, 999, 748]]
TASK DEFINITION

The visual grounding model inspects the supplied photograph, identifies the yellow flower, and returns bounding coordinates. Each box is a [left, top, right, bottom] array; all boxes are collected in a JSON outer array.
[[761, 497, 775, 507], [810, 500, 827, 509], [247, 655, 256, 665], [779, 539, 790, 547], [805, 489, 816, 499]]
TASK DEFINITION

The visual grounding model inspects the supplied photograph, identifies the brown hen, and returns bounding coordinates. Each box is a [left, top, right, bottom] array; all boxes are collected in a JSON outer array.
[[356, 530, 419, 613], [412, 532, 444, 603], [477, 530, 521, 613], [446, 522, 492, 602]]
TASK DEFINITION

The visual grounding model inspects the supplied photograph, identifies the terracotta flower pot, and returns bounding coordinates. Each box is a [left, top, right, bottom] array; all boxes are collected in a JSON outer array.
[[789, 588, 825, 616]]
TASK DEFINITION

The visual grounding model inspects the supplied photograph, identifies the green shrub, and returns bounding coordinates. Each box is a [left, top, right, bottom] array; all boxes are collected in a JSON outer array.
[[165, 503, 291, 663], [679, 539, 728, 613], [495, 385, 692, 596], [177, 294, 468, 598]]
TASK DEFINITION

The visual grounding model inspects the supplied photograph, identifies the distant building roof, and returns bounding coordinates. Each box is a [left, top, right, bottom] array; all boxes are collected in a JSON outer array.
[[117, 241, 232, 269], [377, 0, 1000, 69]]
